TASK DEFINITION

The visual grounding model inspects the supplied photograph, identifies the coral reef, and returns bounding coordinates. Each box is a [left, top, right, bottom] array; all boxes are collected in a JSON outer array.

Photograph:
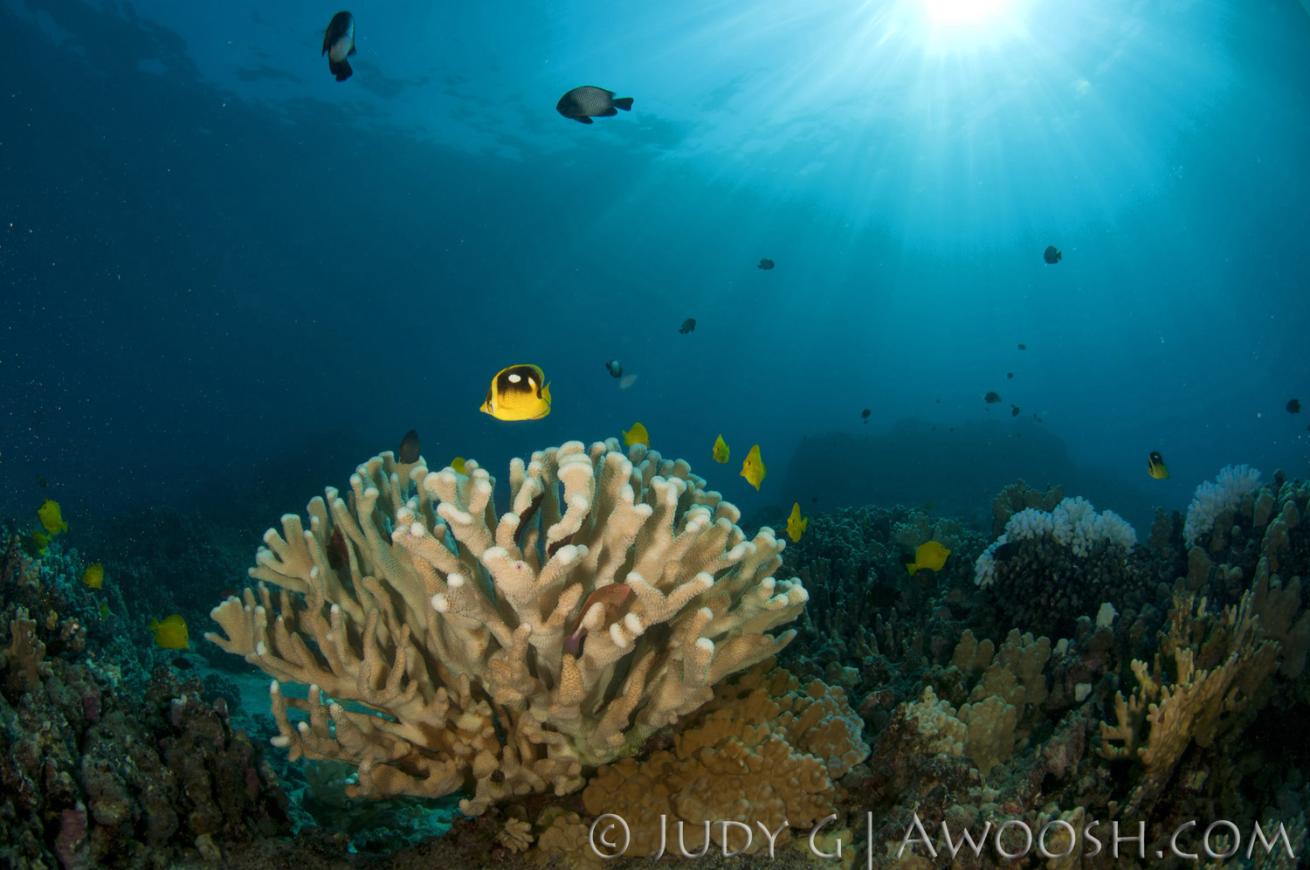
[[1184, 464, 1263, 548], [778, 503, 988, 705], [208, 440, 807, 814], [0, 526, 291, 868], [528, 661, 868, 863], [7, 458, 1310, 869], [972, 496, 1154, 637]]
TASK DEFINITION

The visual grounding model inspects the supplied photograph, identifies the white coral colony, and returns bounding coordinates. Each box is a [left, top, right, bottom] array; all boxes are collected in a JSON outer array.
[[207, 439, 808, 814]]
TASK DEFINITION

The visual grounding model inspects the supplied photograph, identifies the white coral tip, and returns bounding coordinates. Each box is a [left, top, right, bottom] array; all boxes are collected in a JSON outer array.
[[255, 641, 267, 656], [270, 735, 290, 747], [448, 573, 466, 588], [410, 522, 426, 537], [695, 637, 715, 653], [609, 622, 632, 648], [432, 593, 450, 613], [624, 612, 645, 635]]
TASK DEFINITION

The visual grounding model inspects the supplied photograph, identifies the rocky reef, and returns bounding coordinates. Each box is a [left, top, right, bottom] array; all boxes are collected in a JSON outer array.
[[3, 459, 1309, 868]]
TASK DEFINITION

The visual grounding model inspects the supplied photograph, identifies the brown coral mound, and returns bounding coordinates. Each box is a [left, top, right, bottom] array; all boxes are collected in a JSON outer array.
[[529, 662, 868, 862]]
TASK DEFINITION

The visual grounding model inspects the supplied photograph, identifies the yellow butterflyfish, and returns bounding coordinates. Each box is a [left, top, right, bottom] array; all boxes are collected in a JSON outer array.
[[740, 444, 766, 491], [38, 499, 68, 535], [480, 364, 551, 421], [786, 502, 808, 543], [149, 614, 190, 650], [1146, 451, 1169, 480], [451, 456, 468, 475], [907, 540, 951, 575], [712, 434, 730, 464], [622, 421, 650, 447], [83, 562, 105, 589]]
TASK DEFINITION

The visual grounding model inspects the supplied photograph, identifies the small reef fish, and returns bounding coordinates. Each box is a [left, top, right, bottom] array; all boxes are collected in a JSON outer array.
[[622, 422, 650, 447], [38, 499, 67, 535], [740, 444, 766, 491], [25, 531, 51, 558], [786, 502, 808, 543], [322, 11, 356, 82], [1017, 343, 1027, 351], [712, 434, 730, 464], [451, 456, 468, 475], [861, 408, 871, 423], [1288, 398, 1302, 414], [1006, 372, 1014, 379], [605, 359, 623, 378], [83, 562, 104, 589], [481, 364, 551, 421], [1011, 405, 1020, 417], [758, 258, 775, 270], [397, 429, 421, 463], [1043, 245, 1062, 264], [1147, 451, 1170, 480], [327, 528, 350, 572], [563, 584, 633, 657], [149, 614, 190, 650], [556, 86, 633, 124], [679, 318, 696, 334], [984, 391, 1002, 404], [906, 540, 951, 575]]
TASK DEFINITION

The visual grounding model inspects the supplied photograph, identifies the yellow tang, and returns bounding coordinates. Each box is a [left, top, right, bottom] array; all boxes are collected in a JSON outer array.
[[907, 540, 951, 575], [712, 434, 730, 464], [28, 530, 51, 557], [451, 456, 468, 475], [149, 614, 190, 649], [83, 562, 105, 589], [38, 499, 68, 535], [622, 421, 650, 447], [740, 444, 766, 491], [786, 502, 808, 543], [1146, 451, 1169, 480], [480, 364, 552, 421]]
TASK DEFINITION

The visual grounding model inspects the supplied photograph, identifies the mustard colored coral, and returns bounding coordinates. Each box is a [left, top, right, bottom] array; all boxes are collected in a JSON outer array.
[[206, 439, 807, 814], [546, 663, 867, 860]]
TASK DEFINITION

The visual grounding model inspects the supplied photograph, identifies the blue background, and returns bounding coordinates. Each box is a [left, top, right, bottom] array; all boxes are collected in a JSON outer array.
[[2, 0, 1308, 535]]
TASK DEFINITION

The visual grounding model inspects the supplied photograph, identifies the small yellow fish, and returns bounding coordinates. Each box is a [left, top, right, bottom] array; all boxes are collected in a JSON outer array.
[[712, 434, 730, 464], [38, 499, 67, 535], [27, 530, 51, 557], [1146, 451, 1169, 480], [622, 421, 650, 447], [451, 456, 467, 475], [83, 562, 105, 589], [907, 540, 951, 575], [480, 364, 552, 421], [149, 614, 190, 650], [786, 502, 808, 542], [740, 444, 766, 491]]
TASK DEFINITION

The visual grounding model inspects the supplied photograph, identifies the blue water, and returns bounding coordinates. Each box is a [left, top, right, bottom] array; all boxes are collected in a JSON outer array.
[[3, 0, 1309, 536]]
